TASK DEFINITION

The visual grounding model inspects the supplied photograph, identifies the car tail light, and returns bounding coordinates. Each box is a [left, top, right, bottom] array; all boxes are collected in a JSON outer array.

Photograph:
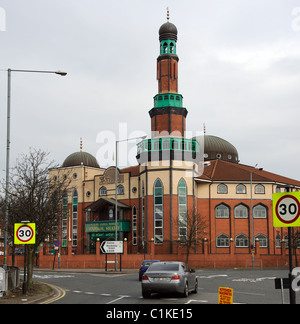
[[171, 275, 181, 280], [142, 275, 149, 281]]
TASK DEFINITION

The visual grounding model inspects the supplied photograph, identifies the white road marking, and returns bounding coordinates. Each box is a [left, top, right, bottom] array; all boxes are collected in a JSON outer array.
[[185, 299, 208, 304], [106, 295, 130, 304]]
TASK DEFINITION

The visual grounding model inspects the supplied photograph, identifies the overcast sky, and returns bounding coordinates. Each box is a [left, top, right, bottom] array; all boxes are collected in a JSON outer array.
[[0, 0, 300, 181]]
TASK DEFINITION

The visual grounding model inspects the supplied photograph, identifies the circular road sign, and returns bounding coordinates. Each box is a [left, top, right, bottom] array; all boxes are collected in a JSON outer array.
[[16, 225, 34, 243], [14, 223, 36, 245], [275, 195, 300, 225]]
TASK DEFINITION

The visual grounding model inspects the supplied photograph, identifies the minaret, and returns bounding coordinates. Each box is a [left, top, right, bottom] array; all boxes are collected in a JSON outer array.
[[149, 11, 188, 138], [136, 13, 200, 165]]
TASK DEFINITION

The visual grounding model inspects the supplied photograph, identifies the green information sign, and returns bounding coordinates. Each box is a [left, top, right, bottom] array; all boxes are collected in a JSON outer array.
[[85, 220, 130, 234]]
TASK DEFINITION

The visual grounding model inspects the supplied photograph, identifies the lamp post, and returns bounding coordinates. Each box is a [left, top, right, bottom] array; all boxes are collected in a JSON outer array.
[[114, 135, 146, 271], [3, 68, 67, 269]]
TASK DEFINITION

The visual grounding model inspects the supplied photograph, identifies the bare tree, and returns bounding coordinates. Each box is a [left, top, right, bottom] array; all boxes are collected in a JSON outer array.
[[178, 208, 207, 268], [2, 149, 70, 289]]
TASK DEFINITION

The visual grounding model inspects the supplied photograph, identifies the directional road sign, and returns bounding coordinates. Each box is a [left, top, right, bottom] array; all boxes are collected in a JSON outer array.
[[100, 241, 123, 254], [14, 223, 36, 245], [273, 192, 300, 227]]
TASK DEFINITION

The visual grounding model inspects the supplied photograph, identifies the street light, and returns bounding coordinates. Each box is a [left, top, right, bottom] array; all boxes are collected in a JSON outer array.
[[3, 68, 67, 269], [114, 135, 147, 271]]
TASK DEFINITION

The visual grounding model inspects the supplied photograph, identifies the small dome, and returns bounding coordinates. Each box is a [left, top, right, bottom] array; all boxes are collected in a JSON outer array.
[[159, 22, 178, 41], [62, 151, 100, 168], [195, 135, 239, 163]]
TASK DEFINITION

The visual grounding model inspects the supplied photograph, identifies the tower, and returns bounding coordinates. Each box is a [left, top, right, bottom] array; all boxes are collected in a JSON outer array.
[[150, 16, 187, 138], [137, 14, 200, 165], [136, 13, 201, 251]]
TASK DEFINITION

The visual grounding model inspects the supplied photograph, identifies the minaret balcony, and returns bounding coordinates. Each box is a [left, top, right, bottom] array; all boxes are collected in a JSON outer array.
[[153, 93, 183, 108]]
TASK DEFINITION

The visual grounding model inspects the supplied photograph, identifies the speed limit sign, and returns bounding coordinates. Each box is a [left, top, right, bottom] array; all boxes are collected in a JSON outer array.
[[14, 223, 36, 245], [273, 193, 300, 227]]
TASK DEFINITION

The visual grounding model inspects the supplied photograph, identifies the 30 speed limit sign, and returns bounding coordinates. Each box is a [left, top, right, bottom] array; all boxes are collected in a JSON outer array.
[[14, 223, 36, 245], [273, 192, 300, 227]]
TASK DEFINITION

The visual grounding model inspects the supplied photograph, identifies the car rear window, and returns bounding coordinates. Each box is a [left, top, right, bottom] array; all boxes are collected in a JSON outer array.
[[142, 261, 153, 267], [148, 263, 179, 271]]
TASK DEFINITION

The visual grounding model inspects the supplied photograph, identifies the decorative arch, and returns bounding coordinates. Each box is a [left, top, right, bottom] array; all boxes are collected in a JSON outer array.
[[234, 203, 249, 218], [215, 203, 230, 218], [235, 233, 249, 247], [216, 234, 230, 247], [253, 203, 268, 219]]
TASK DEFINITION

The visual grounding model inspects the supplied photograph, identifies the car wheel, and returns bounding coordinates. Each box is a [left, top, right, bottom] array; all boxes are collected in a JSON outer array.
[[182, 282, 189, 298], [192, 279, 198, 294]]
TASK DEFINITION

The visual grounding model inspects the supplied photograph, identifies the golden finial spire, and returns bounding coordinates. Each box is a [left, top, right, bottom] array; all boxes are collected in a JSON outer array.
[[80, 138, 83, 151], [167, 7, 170, 21]]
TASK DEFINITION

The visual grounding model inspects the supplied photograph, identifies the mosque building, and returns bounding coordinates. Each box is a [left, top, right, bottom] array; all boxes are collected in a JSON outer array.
[[49, 15, 300, 267]]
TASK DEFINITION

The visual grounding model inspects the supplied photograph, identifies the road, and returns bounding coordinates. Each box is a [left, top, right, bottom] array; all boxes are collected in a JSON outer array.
[[31, 268, 298, 305]]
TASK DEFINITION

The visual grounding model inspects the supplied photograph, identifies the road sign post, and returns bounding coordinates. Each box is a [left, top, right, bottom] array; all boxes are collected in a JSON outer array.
[[273, 192, 300, 304], [100, 241, 124, 272], [100, 241, 123, 254], [14, 222, 36, 294]]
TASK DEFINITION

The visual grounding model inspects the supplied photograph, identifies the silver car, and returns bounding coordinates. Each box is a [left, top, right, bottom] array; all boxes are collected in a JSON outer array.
[[141, 261, 198, 298]]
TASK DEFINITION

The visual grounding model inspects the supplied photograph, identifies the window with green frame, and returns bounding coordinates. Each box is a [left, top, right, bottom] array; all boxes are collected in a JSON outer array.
[[178, 178, 187, 241], [72, 189, 78, 247], [154, 179, 163, 244], [62, 191, 68, 247]]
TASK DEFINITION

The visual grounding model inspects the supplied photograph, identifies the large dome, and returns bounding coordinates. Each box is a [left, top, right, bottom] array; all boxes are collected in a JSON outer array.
[[195, 135, 239, 163], [62, 151, 100, 168]]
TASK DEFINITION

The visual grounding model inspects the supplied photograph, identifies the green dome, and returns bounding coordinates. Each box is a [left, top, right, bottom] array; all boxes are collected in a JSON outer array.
[[62, 151, 100, 168]]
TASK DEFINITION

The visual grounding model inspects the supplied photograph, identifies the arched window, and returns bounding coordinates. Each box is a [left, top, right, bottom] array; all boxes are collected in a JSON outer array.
[[154, 179, 163, 244], [132, 206, 137, 246], [117, 185, 124, 195], [255, 234, 268, 248], [141, 182, 145, 243], [163, 140, 170, 150], [178, 178, 187, 241], [217, 184, 228, 194], [163, 42, 168, 53], [215, 204, 230, 218], [216, 234, 230, 247], [62, 191, 68, 247], [234, 204, 249, 218], [170, 42, 174, 53], [236, 184, 246, 194], [255, 184, 265, 194], [99, 186, 107, 196], [253, 204, 267, 218], [235, 234, 249, 247], [72, 189, 78, 247]]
